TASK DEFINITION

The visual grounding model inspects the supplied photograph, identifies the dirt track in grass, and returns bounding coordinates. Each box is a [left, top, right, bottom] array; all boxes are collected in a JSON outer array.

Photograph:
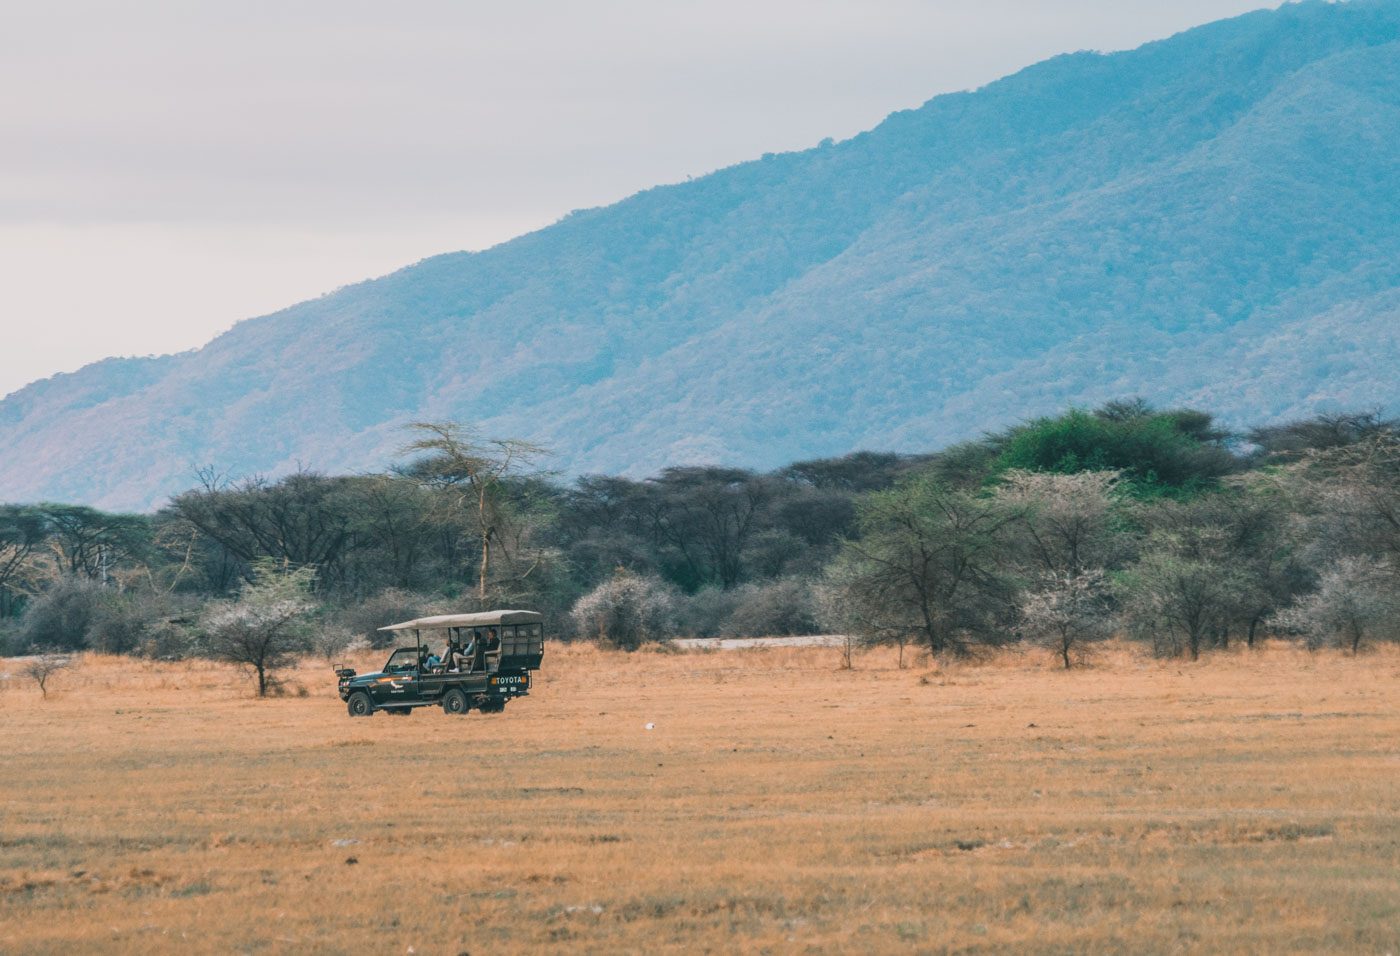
[[2, 641, 1398, 953]]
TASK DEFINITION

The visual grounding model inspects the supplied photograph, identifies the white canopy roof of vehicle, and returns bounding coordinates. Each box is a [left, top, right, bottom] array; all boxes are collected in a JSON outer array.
[[377, 610, 543, 632]]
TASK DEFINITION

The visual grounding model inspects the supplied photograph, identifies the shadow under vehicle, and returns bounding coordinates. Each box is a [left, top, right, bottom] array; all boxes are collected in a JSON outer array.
[[336, 610, 545, 717]]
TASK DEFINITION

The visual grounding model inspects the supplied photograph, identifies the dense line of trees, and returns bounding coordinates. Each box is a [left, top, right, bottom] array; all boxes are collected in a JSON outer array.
[[3, 403, 1398, 690]]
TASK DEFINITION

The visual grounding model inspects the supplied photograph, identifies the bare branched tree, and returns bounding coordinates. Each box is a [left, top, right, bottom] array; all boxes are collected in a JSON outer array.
[[1248, 410, 1394, 463], [23, 650, 75, 699], [145, 518, 203, 595]]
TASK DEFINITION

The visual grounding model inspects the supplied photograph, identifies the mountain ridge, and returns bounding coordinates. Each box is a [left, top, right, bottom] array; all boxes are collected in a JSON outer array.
[[5, 0, 1400, 509]]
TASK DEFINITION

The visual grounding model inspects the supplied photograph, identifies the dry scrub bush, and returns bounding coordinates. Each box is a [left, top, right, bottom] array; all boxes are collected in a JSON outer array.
[[14, 576, 190, 655], [571, 568, 677, 650], [675, 587, 741, 638], [724, 578, 818, 637], [311, 626, 370, 662], [332, 588, 443, 648], [1270, 557, 1399, 652], [15, 576, 104, 651]]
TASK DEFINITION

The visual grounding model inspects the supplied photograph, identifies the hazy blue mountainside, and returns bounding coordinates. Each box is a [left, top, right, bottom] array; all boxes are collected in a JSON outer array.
[[4, 0, 1400, 509]]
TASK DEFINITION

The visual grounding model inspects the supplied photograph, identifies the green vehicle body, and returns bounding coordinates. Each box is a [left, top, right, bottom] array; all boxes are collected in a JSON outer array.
[[336, 610, 545, 717]]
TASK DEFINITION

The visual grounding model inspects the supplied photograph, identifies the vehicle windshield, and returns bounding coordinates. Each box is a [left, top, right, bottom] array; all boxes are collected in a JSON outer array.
[[384, 648, 419, 674]]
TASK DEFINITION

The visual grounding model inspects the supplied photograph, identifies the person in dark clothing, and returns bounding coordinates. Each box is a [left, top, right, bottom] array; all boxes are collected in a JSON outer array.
[[456, 631, 479, 672], [471, 629, 490, 672]]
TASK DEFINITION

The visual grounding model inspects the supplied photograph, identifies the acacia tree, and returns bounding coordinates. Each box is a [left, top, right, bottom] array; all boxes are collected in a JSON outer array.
[[1137, 489, 1304, 649], [994, 471, 1125, 666], [1270, 557, 1398, 653], [401, 423, 549, 602], [1019, 569, 1113, 668], [994, 470, 1125, 577], [1247, 432, 1400, 652], [1288, 434, 1400, 565], [23, 650, 75, 699], [171, 471, 362, 588], [38, 505, 148, 582], [1216, 490, 1305, 648], [350, 475, 438, 590], [822, 474, 1016, 657], [1117, 531, 1248, 660], [201, 561, 316, 696], [557, 468, 789, 592], [640, 467, 771, 591], [0, 506, 49, 618]]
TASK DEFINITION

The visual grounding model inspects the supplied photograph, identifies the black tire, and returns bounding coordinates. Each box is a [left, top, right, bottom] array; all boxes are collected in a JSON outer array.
[[480, 698, 506, 714], [347, 692, 374, 718], [442, 689, 469, 715]]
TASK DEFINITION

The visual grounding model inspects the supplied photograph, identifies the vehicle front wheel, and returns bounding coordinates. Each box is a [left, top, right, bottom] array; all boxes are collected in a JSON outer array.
[[441, 689, 469, 715], [347, 692, 374, 717]]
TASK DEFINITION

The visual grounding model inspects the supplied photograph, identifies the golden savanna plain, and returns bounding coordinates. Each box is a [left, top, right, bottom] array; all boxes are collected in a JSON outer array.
[[2, 642, 1398, 954]]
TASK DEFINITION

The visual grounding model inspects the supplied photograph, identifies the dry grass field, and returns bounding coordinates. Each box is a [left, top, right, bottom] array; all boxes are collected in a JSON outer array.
[[2, 641, 1399, 954]]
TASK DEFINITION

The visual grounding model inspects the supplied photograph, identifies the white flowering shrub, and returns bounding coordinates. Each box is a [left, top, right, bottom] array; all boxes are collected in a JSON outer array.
[[571, 569, 678, 650]]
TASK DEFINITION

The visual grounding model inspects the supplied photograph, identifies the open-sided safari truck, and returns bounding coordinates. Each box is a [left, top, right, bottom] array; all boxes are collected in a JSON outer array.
[[336, 610, 545, 717]]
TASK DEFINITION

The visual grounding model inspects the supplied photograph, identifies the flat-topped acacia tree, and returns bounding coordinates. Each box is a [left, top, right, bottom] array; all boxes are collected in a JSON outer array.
[[400, 422, 549, 603]]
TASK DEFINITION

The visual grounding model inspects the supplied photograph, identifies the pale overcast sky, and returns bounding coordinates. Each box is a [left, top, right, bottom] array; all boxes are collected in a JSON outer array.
[[0, 0, 1280, 398]]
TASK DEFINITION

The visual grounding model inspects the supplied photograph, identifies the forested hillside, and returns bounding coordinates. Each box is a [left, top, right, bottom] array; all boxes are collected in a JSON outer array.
[[4, 0, 1400, 509]]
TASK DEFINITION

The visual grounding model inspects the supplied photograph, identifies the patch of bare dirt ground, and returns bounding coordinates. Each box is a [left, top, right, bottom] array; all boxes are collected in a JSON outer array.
[[1, 641, 1398, 953]]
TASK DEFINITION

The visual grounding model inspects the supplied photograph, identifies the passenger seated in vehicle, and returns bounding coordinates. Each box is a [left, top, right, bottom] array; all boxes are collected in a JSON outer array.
[[450, 634, 474, 672], [472, 629, 490, 671], [442, 639, 461, 671], [481, 628, 501, 672], [421, 647, 441, 671]]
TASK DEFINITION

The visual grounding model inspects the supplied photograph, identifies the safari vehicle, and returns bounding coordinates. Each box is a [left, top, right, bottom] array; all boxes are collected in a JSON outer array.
[[335, 610, 545, 717]]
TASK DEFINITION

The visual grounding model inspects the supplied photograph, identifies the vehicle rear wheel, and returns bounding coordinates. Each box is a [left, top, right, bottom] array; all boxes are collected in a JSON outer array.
[[480, 698, 506, 714], [441, 689, 469, 715], [347, 692, 374, 717]]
